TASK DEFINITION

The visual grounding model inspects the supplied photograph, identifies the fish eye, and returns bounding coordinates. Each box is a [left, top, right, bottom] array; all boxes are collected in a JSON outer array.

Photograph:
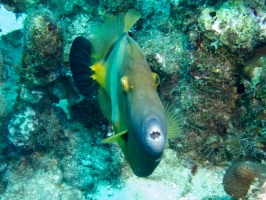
[[150, 131, 161, 141], [120, 76, 130, 92], [152, 73, 160, 88]]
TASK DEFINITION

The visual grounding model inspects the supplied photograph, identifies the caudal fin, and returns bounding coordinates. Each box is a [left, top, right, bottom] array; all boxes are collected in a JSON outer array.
[[69, 36, 97, 97]]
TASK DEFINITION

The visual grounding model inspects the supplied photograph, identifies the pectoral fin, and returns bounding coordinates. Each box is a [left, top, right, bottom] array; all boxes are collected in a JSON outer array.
[[164, 102, 182, 139], [102, 130, 128, 143]]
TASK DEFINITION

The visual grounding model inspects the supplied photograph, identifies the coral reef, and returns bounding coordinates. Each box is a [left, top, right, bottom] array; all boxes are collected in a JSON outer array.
[[0, 0, 39, 13], [59, 123, 124, 192], [8, 106, 38, 147], [0, 51, 4, 82], [8, 105, 67, 149], [1, 0, 266, 199], [0, 91, 6, 117], [198, 3, 266, 59], [2, 151, 85, 199], [246, 180, 266, 200], [22, 9, 62, 86], [223, 161, 266, 199]]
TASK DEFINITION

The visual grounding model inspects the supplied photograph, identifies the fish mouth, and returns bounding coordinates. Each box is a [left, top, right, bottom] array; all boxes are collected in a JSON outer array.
[[150, 130, 161, 141], [143, 118, 166, 156]]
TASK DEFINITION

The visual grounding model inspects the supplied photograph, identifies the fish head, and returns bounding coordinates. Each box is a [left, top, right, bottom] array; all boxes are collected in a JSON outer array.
[[121, 61, 167, 176]]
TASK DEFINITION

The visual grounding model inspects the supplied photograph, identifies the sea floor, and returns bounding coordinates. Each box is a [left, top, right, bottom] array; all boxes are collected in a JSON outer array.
[[93, 148, 231, 200], [0, 147, 231, 200]]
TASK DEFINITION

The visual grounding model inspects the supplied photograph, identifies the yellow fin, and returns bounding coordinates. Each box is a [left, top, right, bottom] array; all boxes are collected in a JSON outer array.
[[98, 87, 112, 121], [102, 130, 127, 143], [124, 9, 141, 32], [90, 62, 106, 89], [164, 102, 182, 139], [91, 14, 125, 61]]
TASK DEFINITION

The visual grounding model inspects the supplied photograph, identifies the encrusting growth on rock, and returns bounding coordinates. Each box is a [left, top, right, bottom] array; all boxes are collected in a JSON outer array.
[[223, 161, 266, 199]]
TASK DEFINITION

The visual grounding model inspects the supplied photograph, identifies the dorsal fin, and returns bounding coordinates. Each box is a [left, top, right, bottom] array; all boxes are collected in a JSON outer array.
[[91, 9, 141, 61], [163, 102, 182, 139], [91, 14, 125, 61], [124, 9, 141, 32]]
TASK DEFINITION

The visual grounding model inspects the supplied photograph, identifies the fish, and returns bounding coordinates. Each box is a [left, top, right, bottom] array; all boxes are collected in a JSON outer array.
[[69, 10, 181, 177]]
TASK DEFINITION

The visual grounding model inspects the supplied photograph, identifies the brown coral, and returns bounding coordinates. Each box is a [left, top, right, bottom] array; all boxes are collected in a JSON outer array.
[[22, 9, 62, 86], [223, 161, 266, 199]]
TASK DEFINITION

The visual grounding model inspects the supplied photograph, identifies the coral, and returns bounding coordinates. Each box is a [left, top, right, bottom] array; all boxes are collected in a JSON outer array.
[[8, 105, 67, 149], [2, 152, 85, 199], [2, 0, 266, 199], [49, 76, 82, 105], [0, 51, 13, 82], [0, 0, 40, 13], [19, 85, 45, 104], [0, 82, 20, 118], [58, 122, 124, 192], [198, 3, 264, 57], [138, 30, 187, 75], [167, 41, 242, 164], [223, 161, 266, 199], [0, 51, 4, 82], [242, 46, 266, 102], [246, 180, 266, 200], [0, 91, 6, 117], [22, 9, 62, 86], [8, 106, 38, 147]]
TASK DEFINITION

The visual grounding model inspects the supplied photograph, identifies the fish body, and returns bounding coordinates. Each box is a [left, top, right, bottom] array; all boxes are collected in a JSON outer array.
[[70, 10, 180, 177], [106, 34, 167, 176]]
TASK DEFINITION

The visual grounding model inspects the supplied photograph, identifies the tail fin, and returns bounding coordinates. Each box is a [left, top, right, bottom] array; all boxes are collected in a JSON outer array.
[[69, 36, 97, 97]]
